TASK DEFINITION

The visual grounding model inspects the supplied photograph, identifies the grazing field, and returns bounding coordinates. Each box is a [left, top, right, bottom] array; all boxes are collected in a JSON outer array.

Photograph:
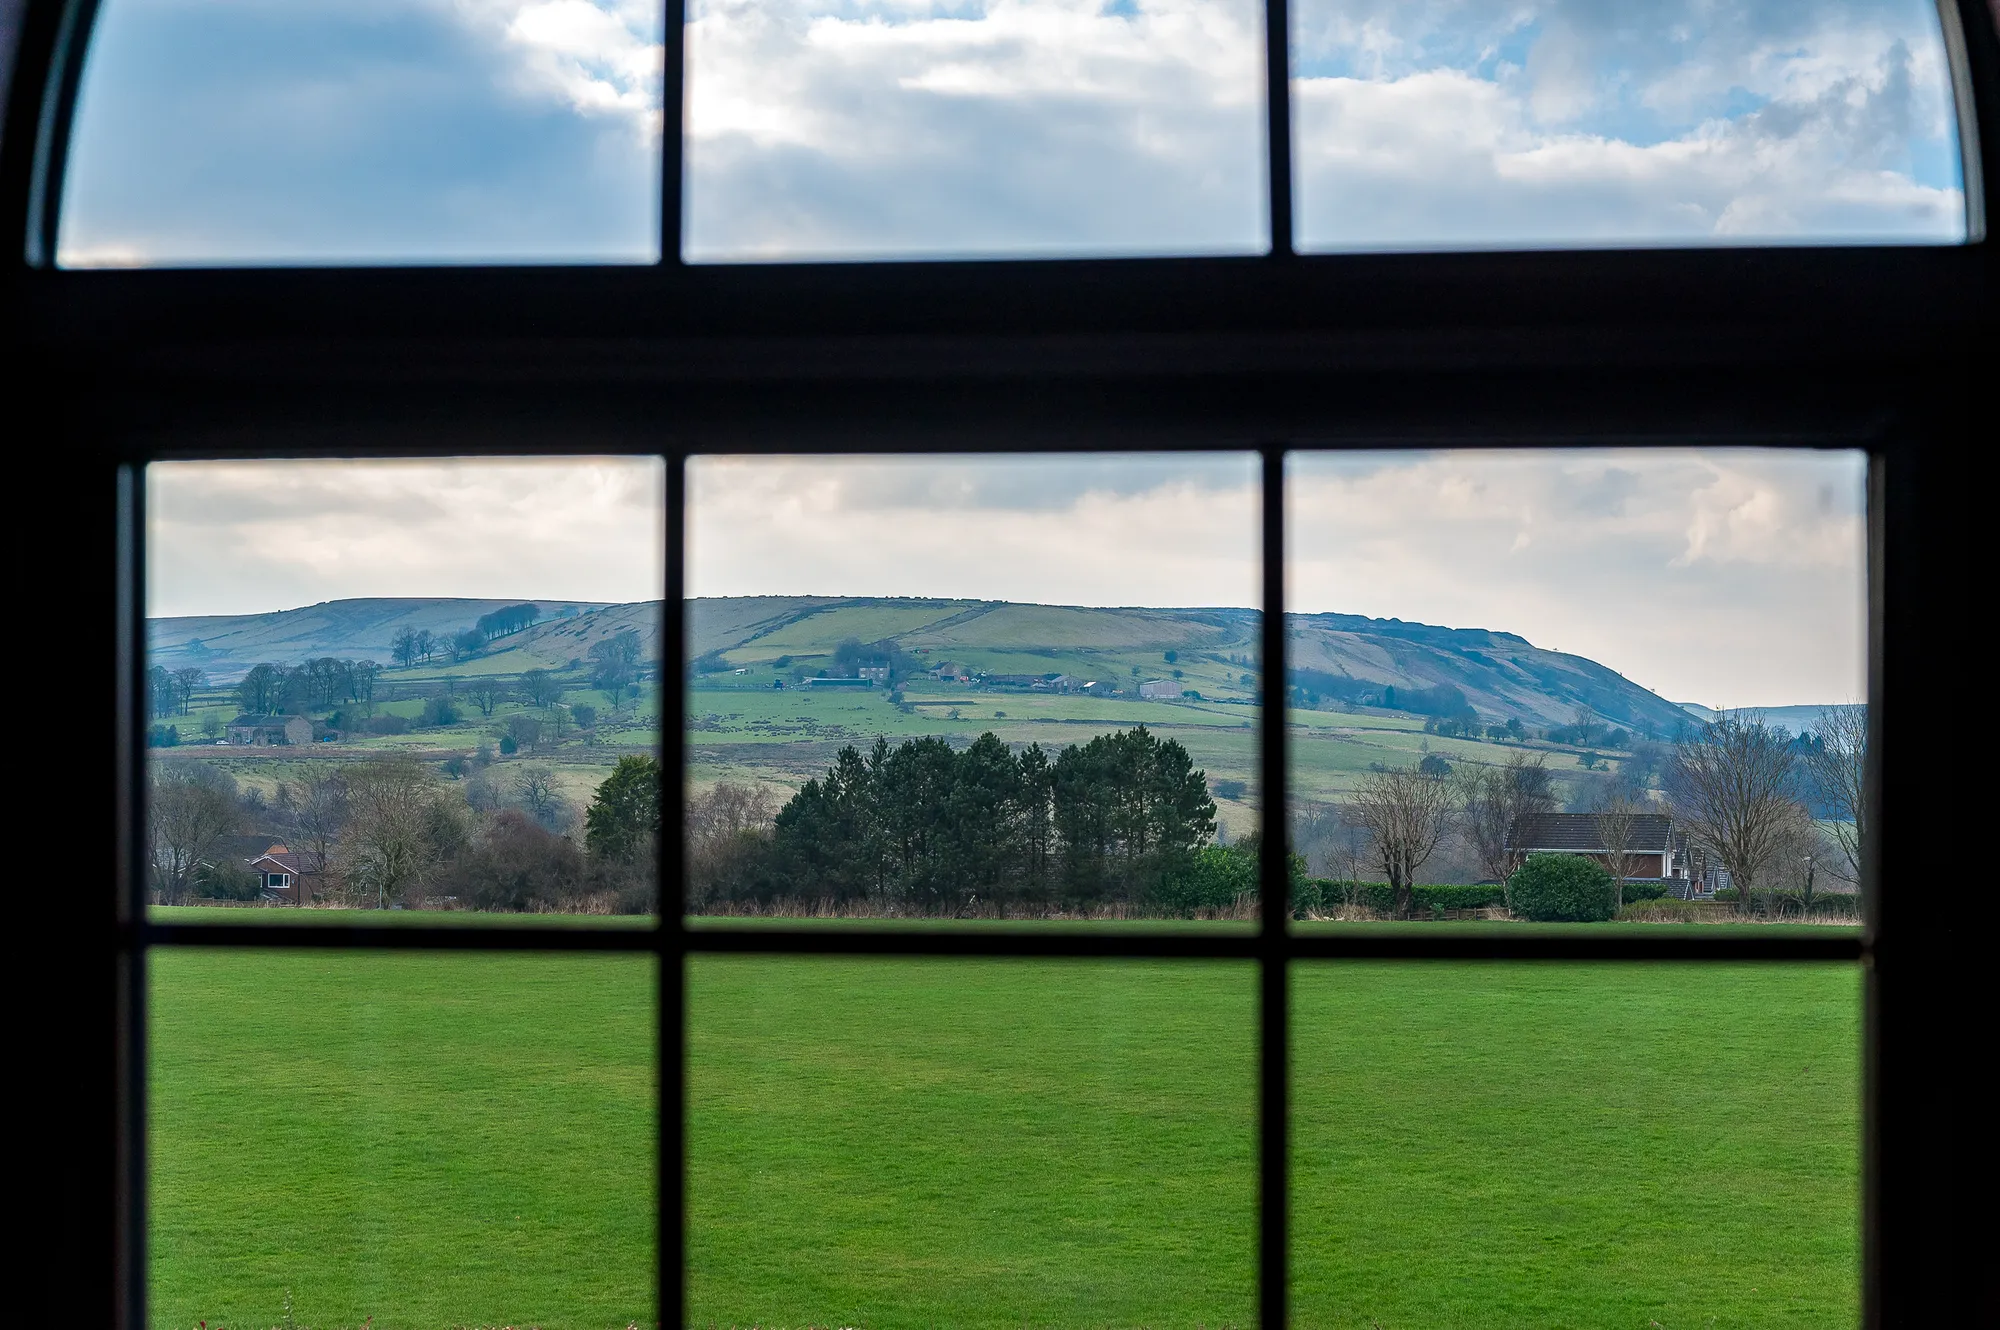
[[151, 951, 1858, 1330]]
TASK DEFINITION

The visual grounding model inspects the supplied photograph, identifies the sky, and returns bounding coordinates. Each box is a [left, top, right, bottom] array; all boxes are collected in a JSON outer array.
[[146, 458, 667, 615], [150, 451, 1864, 706], [55, 0, 1968, 264]]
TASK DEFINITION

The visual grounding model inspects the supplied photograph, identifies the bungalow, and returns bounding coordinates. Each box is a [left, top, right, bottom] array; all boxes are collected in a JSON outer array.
[[227, 713, 313, 746], [1505, 811, 1683, 883]]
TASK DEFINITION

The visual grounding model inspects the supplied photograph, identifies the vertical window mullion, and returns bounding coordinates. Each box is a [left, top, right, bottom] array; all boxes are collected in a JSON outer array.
[[1263, 0, 1294, 256], [662, 0, 687, 264], [1258, 445, 1290, 1329], [118, 461, 148, 1330], [662, 452, 688, 1329]]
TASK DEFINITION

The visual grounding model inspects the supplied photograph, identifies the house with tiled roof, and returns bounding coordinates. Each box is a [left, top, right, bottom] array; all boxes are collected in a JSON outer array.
[[247, 844, 308, 903], [1506, 811, 1691, 885]]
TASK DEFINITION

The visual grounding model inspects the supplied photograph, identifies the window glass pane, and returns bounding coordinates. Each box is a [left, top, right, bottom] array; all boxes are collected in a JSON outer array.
[[61, 1, 663, 266], [685, 453, 1263, 926], [683, 0, 1267, 261], [152, 950, 657, 1326], [1286, 449, 1866, 925], [145, 457, 664, 921], [1292, 961, 1861, 1322], [1292, 0, 1968, 251], [689, 956, 1255, 1322]]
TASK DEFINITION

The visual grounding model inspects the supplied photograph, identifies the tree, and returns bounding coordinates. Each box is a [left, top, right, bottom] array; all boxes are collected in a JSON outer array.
[[451, 629, 483, 663], [1667, 710, 1801, 912], [506, 714, 542, 752], [1803, 703, 1867, 887], [589, 631, 643, 704], [468, 678, 504, 717], [391, 629, 419, 668], [1457, 752, 1555, 888], [1352, 763, 1455, 917], [236, 662, 281, 714], [342, 756, 462, 908], [588, 755, 661, 863], [171, 667, 204, 715], [1593, 789, 1646, 910], [517, 765, 565, 830], [149, 766, 239, 905], [520, 669, 561, 707], [414, 629, 436, 664], [283, 767, 348, 905], [351, 660, 380, 706]]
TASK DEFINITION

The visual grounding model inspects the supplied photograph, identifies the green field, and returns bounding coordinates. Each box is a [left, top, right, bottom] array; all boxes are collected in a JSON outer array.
[[153, 953, 1857, 1329]]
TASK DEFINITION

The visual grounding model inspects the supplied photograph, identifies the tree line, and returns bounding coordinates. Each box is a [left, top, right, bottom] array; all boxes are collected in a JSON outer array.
[[149, 753, 661, 913], [1294, 706, 1868, 917], [686, 726, 1218, 915]]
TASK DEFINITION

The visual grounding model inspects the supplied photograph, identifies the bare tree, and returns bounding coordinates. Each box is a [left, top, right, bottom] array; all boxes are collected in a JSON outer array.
[[518, 765, 564, 829], [171, 667, 204, 715], [285, 767, 349, 905], [343, 757, 458, 909], [1667, 710, 1800, 911], [149, 767, 239, 904], [1593, 789, 1646, 910], [1353, 764, 1456, 917], [1458, 752, 1556, 888], [468, 678, 504, 718], [520, 669, 561, 708], [1803, 703, 1867, 887]]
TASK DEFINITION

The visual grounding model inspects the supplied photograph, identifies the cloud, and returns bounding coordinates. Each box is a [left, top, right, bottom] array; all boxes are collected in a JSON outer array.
[[1287, 450, 1867, 706], [147, 458, 666, 616], [1293, 0, 1965, 247], [683, 0, 1267, 258], [687, 454, 1261, 604]]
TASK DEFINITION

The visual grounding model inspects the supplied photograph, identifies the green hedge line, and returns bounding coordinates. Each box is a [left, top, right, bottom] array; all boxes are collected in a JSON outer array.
[[1297, 880, 1507, 916]]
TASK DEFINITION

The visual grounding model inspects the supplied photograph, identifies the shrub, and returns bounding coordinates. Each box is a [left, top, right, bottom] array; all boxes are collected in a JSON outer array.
[[1622, 880, 1671, 902], [420, 694, 461, 726], [1156, 845, 1257, 915], [147, 724, 180, 747], [498, 734, 518, 755], [1508, 853, 1617, 922], [1295, 880, 1505, 917], [1713, 887, 1740, 902], [365, 714, 411, 735], [1213, 779, 1247, 801], [1616, 897, 1700, 922]]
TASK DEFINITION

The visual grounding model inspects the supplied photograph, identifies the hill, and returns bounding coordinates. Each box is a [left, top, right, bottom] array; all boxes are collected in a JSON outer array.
[[150, 594, 1700, 734], [1677, 702, 1855, 735]]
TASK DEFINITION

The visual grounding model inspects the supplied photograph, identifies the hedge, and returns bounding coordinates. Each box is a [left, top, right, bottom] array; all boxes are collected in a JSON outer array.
[[1296, 879, 1507, 917]]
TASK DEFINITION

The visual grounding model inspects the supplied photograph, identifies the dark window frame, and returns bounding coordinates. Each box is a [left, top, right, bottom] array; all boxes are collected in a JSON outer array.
[[3, 2, 1992, 1328]]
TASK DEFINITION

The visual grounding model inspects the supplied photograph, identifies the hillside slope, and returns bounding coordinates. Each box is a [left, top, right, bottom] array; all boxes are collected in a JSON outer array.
[[151, 595, 1692, 734]]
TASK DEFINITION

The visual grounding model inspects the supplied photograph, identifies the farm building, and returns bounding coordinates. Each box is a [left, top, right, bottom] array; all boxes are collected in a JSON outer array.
[[1138, 679, 1183, 699], [226, 714, 313, 746], [804, 676, 873, 689]]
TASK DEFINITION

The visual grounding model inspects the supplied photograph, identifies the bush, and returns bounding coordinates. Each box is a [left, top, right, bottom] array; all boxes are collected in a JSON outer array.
[[1616, 897, 1701, 922], [421, 694, 461, 726], [1713, 887, 1740, 902], [1156, 845, 1258, 915], [1508, 853, 1617, 922], [147, 724, 180, 747], [1212, 779, 1247, 802], [366, 714, 411, 735], [193, 858, 262, 901], [435, 810, 585, 911], [1621, 880, 1671, 902]]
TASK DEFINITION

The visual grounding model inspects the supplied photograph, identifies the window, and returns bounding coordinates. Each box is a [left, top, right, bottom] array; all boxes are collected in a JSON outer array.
[[6, 2, 1992, 1326]]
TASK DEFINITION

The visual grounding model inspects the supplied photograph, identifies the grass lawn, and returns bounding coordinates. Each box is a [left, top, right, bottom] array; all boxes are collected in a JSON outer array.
[[151, 952, 1858, 1330], [150, 951, 656, 1330]]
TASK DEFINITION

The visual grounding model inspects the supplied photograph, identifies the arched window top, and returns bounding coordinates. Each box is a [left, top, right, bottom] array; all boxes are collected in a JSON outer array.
[[30, 0, 1992, 267]]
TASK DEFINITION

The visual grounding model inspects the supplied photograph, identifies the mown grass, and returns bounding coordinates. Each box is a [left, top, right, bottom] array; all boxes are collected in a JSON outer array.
[[150, 950, 656, 1330], [151, 952, 1858, 1330]]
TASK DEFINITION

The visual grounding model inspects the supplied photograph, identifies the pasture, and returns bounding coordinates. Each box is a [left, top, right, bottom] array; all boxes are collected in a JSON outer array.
[[151, 945, 1857, 1329]]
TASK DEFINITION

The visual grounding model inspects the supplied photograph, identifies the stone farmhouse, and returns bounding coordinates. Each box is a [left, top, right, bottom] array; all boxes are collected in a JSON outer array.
[[226, 713, 313, 746]]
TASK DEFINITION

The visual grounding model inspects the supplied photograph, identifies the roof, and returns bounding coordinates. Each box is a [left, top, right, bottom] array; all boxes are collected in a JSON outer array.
[[228, 714, 306, 727], [1507, 812, 1673, 854], [249, 848, 303, 874]]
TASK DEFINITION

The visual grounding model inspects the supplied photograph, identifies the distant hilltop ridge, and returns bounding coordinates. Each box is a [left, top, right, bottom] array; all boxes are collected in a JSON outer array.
[[150, 594, 1707, 734]]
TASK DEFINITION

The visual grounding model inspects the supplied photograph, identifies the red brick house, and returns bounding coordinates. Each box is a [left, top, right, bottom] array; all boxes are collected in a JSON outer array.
[[247, 845, 307, 903], [1505, 812, 1683, 882]]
